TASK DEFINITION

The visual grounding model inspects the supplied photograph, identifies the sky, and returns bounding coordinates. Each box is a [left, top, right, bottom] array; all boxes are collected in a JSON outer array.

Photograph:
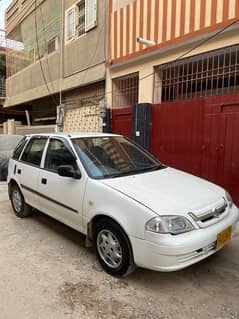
[[0, 0, 12, 31]]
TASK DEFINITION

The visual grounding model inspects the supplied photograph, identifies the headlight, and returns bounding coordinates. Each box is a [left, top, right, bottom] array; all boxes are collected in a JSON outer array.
[[225, 191, 233, 208], [145, 215, 194, 235]]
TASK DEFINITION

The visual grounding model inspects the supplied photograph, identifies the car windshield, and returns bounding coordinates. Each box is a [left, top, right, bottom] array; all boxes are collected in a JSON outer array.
[[71, 136, 165, 179]]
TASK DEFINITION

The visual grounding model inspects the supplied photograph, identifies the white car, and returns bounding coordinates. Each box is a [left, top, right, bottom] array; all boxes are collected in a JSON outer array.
[[8, 133, 239, 276]]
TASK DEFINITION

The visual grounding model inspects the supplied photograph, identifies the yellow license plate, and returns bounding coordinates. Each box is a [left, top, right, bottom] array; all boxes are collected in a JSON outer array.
[[217, 226, 232, 249]]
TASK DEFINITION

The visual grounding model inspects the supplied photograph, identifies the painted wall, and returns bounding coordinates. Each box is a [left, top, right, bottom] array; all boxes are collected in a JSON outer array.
[[6, 0, 45, 37], [112, 0, 134, 11], [109, 0, 239, 64], [106, 0, 239, 108], [4, 0, 106, 107], [64, 0, 106, 77], [106, 27, 239, 107]]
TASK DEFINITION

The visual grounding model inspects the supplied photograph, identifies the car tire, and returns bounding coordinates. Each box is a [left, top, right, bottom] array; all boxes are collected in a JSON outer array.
[[10, 184, 33, 218], [93, 218, 135, 276]]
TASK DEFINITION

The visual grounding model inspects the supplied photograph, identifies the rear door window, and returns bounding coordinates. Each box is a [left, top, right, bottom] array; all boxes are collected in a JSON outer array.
[[20, 137, 47, 167]]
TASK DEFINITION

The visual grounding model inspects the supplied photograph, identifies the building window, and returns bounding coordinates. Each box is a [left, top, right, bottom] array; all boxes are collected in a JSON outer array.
[[85, 0, 97, 32], [0, 77, 5, 97], [47, 37, 58, 54], [154, 44, 239, 103], [66, 7, 75, 41], [65, 0, 97, 43], [77, 1, 86, 36], [112, 73, 139, 108]]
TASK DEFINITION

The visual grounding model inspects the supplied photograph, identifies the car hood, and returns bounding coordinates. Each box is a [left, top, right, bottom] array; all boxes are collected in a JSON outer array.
[[102, 167, 225, 216]]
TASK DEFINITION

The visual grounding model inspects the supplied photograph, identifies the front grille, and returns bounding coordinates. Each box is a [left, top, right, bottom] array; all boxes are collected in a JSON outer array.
[[189, 200, 228, 228]]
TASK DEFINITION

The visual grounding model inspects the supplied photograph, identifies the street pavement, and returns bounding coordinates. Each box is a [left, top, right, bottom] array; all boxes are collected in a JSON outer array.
[[0, 182, 8, 202]]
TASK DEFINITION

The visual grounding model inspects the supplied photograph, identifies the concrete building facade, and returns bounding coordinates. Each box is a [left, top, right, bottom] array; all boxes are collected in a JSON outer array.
[[107, 0, 239, 109], [4, 0, 107, 132]]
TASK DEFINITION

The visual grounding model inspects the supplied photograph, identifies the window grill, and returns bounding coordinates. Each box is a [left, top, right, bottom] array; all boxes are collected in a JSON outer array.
[[47, 37, 58, 54], [77, 1, 86, 36], [0, 77, 6, 97], [154, 44, 239, 103], [112, 72, 139, 108]]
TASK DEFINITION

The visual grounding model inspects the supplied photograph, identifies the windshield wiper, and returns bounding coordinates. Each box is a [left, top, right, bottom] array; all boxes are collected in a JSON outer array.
[[145, 164, 166, 171], [106, 164, 166, 178]]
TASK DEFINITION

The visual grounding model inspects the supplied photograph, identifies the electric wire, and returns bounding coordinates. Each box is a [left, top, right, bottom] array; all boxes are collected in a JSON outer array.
[[139, 17, 239, 82], [34, 0, 57, 106], [65, 16, 239, 106], [39, 2, 57, 96]]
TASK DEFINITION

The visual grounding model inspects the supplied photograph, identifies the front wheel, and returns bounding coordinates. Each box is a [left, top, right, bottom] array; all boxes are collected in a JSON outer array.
[[10, 184, 33, 218], [93, 219, 135, 276]]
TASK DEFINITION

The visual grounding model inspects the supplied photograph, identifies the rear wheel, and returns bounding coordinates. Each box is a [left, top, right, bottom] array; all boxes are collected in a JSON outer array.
[[10, 184, 33, 218], [93, 218, 135, 276]]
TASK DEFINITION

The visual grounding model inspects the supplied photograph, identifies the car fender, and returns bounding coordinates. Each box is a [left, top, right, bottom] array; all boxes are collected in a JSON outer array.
[[83, 178, 157, 239]]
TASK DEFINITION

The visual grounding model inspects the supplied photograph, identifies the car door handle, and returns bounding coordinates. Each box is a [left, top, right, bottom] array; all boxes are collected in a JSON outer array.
[[41, 178, 47, 185], [17, 169, 21, 175]]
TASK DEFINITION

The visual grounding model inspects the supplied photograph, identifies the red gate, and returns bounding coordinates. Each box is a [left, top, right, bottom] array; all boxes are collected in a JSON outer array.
[[111, 95, 239, 205], [150, 99, 204, 177], [150, 94, 239, 205], [111, 107, 132, 138]]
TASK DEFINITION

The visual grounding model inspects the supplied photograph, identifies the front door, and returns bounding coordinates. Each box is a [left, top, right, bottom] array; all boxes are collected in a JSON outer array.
[[38, 138, 87, 233]]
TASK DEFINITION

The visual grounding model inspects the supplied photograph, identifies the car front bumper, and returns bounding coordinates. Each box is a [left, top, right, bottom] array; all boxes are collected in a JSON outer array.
[[130, 205, 239, 272]]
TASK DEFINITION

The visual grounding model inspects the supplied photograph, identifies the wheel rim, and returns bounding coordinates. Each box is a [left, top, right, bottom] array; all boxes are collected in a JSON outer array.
[[97, 229, 123, 269], [12, 189, 22, 213]]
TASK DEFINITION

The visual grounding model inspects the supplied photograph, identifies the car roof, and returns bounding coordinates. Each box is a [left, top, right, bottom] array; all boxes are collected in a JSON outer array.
[[25, 132, 121, 139]]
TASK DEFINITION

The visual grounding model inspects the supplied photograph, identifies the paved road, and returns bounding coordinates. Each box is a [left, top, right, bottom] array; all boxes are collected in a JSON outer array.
[[0, 187, 239, 319], [0, 182, 8, 202]]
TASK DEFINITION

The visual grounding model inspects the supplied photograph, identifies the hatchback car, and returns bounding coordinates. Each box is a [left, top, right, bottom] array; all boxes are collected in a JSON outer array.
[[8, 133, 239, 276]]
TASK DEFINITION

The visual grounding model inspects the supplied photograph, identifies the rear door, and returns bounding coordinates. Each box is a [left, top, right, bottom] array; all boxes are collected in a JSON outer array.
[[17, 136, 48, 210], [38, 138, 87, 233]]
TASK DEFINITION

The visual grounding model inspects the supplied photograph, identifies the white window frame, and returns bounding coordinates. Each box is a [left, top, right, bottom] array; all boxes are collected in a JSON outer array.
[[85, 0, 97, 32], [65, 0, 97, 43], [65, 5, 76, 43]]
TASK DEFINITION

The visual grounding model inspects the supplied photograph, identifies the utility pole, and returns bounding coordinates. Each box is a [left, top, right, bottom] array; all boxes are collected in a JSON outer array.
[[56, 0, 65, 132]]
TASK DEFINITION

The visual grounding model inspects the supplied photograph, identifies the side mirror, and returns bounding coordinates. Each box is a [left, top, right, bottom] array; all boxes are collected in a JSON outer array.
[[57, 165, 81, 179]]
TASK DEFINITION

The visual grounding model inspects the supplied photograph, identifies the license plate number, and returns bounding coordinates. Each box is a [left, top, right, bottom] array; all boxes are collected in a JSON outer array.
[[217, 226, 232, 249]]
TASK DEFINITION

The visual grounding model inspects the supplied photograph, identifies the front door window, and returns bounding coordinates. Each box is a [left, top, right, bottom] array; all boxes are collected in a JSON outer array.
[[44, 139, 77, 172]]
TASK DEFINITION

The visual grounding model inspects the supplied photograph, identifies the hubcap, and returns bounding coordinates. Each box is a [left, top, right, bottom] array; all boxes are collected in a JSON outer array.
[[97, 230, 122, 269], [12, 190, 22, 213]]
